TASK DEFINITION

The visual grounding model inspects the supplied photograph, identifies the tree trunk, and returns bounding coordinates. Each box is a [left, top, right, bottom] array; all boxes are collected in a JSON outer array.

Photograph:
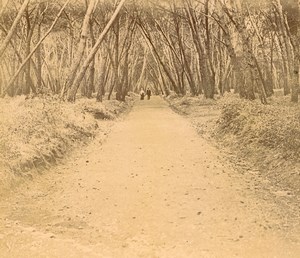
[[138, 21, 179, 94], [114, 17, 121, 101], [3, 0, 70, 97], [288, 0, 300, 102], [67, 0, 126, 102], [36, 15, 43, 92], [64, 0, 97, 98], [185, 4, 214, 99], [121, 51, 129, 101], [24, 6, 38, 95], [135, 48, 147, 92], [0, 0, 30, 58], [87, 19, 96, 98]]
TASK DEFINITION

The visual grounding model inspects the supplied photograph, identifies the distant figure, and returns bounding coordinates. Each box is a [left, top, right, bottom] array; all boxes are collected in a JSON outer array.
[[146, 88, 152, 100], [140, 89, 145, 100]]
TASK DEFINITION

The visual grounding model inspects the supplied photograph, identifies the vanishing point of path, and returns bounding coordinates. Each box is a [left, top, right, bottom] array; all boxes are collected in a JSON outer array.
[[0, 96, 300, 257]]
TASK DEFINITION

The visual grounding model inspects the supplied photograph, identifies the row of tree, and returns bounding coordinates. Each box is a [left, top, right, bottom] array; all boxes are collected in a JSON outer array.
[[0, 0, 299, 103]]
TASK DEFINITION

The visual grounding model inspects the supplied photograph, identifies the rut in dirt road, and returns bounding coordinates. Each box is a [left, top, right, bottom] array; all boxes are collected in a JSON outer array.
[[0, 96, 300, 258]]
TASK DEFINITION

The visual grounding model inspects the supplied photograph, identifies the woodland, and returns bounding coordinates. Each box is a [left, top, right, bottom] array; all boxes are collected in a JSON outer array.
[[0, 0, 300, 192], [1, 2, 300, 255], [0, 0, 299, 103]]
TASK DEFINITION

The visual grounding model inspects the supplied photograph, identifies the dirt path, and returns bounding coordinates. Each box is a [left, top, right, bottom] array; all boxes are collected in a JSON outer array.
[[0, 96, 299, 258]]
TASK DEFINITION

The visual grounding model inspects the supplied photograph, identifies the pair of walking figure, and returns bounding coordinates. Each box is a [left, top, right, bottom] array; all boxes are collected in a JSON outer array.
[[140, 88, 151, 100]]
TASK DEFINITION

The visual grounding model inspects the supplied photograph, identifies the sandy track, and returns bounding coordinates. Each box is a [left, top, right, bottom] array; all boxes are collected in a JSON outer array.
[[0, 96, 299, 258]]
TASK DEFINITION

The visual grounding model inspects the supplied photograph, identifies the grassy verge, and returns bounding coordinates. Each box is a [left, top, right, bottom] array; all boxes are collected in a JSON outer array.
[[0, 94, 135, 193], [165, 94, 221, 139], [166, 93, 300, 194]]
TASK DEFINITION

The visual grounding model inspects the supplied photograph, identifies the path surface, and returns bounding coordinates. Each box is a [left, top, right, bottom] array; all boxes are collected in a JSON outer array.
[[0, 96, 300, 258]]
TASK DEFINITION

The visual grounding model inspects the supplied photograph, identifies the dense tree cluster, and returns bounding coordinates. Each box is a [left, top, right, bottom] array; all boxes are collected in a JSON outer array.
[[0, 0, 299, 103]]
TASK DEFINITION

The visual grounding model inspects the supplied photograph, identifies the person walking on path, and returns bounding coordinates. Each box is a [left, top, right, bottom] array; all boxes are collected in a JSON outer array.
[[146, 88, 152, 100], [140, 89, 145, 100]]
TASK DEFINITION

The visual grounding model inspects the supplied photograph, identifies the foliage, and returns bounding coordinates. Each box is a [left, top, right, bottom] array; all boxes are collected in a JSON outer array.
[[0, 94, 134, 179], [215, 96, 300, 160], [167, 93, 300, 192], [0, 0, 299, 102]]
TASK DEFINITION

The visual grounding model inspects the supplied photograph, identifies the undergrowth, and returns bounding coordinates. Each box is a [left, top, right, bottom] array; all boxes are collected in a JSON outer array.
[[215, 97, 300, 161], [0, 94, 134, 192], [167, 92, 300, 193]]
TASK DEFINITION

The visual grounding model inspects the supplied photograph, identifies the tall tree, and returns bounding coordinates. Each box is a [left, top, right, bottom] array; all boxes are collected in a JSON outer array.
[[2, 0, 70, 96], [67, 0, 126, 102], [62, 0, 97, 98], [0, 0, 30, 58], [281, 0, 300, 102]]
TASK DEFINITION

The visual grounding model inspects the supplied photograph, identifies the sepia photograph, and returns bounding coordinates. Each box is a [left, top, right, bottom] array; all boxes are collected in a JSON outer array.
[[0, 0, 300, 257]]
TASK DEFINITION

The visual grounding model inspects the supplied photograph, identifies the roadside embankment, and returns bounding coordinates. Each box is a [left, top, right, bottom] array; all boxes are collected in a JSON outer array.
[[166, 93, 300, 194], [0, 94, 135, 194]]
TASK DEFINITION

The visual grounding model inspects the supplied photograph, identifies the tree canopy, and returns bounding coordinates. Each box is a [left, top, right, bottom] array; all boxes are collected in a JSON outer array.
[[0, 0, 299, 103]]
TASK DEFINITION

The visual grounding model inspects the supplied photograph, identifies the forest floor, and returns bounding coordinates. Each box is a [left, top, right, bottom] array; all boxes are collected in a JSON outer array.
[[0, 96, 300, 257]]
